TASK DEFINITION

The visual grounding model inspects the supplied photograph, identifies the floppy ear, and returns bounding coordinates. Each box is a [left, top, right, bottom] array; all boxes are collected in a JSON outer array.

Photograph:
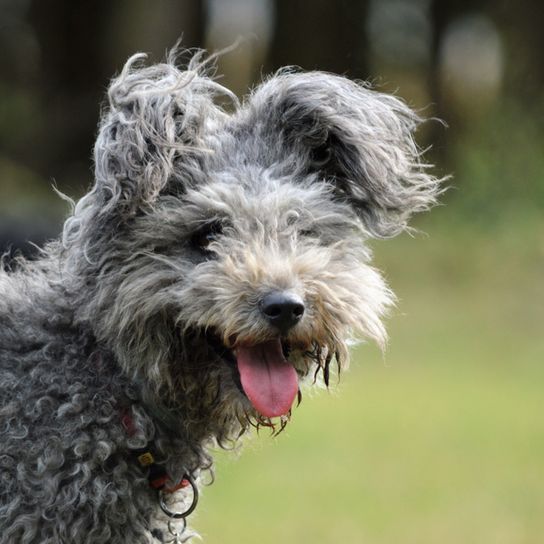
[[92, 52, 230, 216], [62, 51, 235, 262], [246, 71, 442, 237]]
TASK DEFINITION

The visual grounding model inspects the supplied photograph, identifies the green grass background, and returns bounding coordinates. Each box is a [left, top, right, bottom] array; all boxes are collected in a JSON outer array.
[[195, 214, 544, 544]]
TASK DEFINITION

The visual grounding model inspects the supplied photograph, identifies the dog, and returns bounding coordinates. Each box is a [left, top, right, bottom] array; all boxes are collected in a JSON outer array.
[[0, 49, 440, 543]]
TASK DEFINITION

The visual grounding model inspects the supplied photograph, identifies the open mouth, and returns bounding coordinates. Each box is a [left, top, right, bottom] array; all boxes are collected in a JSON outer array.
[[206, 333, 299, 418]]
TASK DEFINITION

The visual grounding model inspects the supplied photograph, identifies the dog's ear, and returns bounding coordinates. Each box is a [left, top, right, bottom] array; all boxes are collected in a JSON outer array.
[[247, 72, 442, 237], [92, 52, 229, 216]]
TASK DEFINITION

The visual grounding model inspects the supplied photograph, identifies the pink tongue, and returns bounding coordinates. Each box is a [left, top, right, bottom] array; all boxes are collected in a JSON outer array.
[[236, 339, 299, 418]]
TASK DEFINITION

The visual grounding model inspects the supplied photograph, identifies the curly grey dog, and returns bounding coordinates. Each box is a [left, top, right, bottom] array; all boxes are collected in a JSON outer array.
[[0, 50, 440, 543]]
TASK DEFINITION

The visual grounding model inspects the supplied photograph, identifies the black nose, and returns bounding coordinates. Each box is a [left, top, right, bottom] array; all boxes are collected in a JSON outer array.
[[260, 291, 305, 334]]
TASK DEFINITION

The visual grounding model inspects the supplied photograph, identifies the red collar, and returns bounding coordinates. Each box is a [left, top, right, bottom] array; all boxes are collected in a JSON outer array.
[[121, 411, 191, 493]]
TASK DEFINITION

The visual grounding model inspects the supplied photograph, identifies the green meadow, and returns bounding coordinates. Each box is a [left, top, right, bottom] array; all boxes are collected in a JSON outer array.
[[196, 215, 544, 544]]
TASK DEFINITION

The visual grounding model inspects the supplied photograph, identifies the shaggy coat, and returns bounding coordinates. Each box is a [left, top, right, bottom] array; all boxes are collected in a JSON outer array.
[[0, 51, 440, 543]]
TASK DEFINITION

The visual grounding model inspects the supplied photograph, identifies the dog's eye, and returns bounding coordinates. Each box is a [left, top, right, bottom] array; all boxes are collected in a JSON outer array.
[[310, 142, 332, 167], [299, 228, 317, 238], [191, 221, 223, 252]]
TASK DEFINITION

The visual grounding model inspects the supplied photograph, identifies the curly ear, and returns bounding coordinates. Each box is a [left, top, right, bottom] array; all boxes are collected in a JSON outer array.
[[246, 71, 443, 237], [62, 51, 235, 263], [92, 51, 231, 216]]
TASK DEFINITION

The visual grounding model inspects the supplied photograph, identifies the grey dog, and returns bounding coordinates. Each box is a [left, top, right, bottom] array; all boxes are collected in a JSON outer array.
[[0, 50, 440, 543]]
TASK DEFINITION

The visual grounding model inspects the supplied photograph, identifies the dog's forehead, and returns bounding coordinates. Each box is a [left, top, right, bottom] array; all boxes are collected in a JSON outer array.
[[182, 169, 352, 228]]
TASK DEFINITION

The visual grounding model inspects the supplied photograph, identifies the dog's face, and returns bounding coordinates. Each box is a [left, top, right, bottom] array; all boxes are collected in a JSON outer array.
[[67, 53, 439, 431], [154, 173, 390, 422]]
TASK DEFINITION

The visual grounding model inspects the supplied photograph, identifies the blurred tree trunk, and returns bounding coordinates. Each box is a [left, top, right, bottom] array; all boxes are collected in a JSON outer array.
[[266, 0, 369, 79], [26, 0, 206, 192], [428, 0, 482, 163], [492, 0, 544, 99], [26, 0, 116, 192], [428, 0, 483, 121]]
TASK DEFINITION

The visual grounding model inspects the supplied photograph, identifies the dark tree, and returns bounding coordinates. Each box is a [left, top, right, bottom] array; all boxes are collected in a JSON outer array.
[[266, 0, 369, 79], [17, 0, 207, 191]]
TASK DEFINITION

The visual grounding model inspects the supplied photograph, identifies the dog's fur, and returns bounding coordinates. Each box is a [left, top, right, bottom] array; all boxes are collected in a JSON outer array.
[[0, 50, 440, 543]]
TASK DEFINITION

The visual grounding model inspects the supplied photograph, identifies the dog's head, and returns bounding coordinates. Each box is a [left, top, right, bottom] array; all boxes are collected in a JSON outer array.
[[65, 52, 440, 432]]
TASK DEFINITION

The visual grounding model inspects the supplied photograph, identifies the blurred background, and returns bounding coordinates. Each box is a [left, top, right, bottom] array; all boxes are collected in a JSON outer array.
[[1, 0, 542, 542]]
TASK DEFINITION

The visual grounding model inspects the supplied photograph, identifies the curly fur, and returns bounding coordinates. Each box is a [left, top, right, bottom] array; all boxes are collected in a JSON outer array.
[[0, 50, 441, 543]]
